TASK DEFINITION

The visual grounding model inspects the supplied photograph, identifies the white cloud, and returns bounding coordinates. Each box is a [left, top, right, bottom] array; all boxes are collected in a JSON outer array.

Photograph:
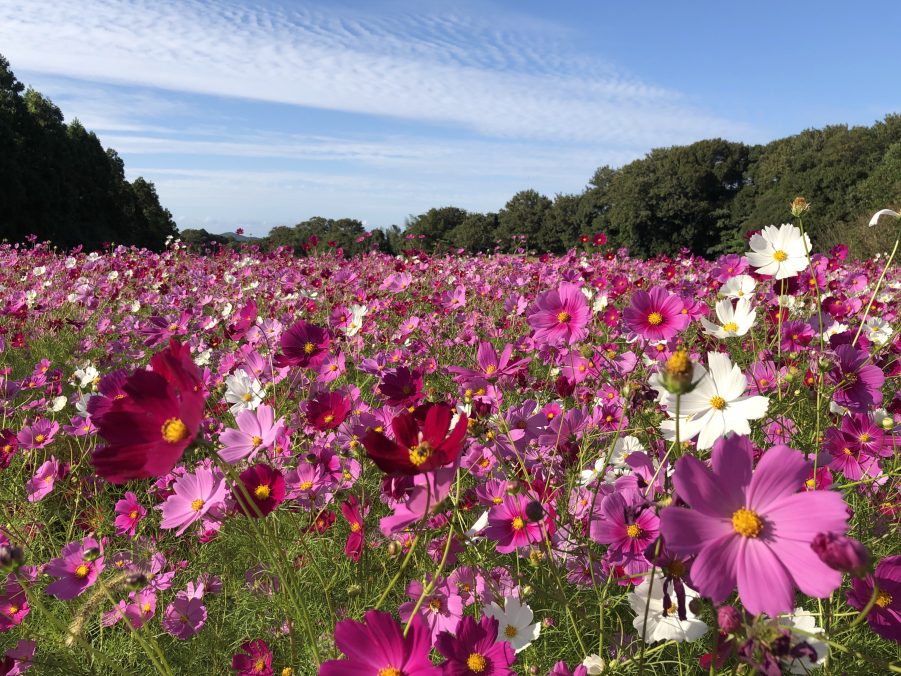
[[0, 0, 753, 145]]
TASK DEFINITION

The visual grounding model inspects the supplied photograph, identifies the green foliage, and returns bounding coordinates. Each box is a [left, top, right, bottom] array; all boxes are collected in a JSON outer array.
[[0, 54, 176, 251]]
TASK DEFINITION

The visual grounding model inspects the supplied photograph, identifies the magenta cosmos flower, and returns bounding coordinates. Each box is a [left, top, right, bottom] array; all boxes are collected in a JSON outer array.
[[829, 344, 885, 413], [235, 464, 285, 518], [435, 615, 516, 676], [340, 496, 365, 562], [483, 494, 544, 554], [527, 282, 590, 346], [623, 287, 689, 341], [45, 537, 105, 600], [114, 491, 146, 538], [319, 609, 440, 675], [159, 466, 228, 536], [846, 555, 901, 643], [305, 389, 352, 431], [231, 639, 273, 676], [277, 320, 330, 369], [162, 595, 207, 640], [660, 435, 850, 617]]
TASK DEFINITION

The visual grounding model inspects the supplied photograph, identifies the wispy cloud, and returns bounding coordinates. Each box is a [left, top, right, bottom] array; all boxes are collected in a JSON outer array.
[[0, 0, 753, 145]]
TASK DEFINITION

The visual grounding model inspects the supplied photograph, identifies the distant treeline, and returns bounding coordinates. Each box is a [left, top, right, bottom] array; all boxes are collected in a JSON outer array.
[[0, 54, 176, 250], [213, 115, 898, 259]]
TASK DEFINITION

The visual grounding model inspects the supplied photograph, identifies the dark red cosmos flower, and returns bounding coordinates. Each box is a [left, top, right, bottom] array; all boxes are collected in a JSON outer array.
[[378, 367, 424, 407], [235, 464, 285, 518], [0, 429, 18, 469], [276, 320, 330, 369], [90, 340, 205, 484], [362, 403, 468, 475], [305, 389, 352, 431], [226, 299, 257, 341]]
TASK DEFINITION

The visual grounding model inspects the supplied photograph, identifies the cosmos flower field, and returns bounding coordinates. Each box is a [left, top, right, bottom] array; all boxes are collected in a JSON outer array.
[[0, 214, 899, 675]]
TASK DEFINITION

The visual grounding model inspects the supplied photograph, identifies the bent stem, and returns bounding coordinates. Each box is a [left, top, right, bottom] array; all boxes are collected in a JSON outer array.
[[848, 581, 881, 629], [853, 235, 899, 347]]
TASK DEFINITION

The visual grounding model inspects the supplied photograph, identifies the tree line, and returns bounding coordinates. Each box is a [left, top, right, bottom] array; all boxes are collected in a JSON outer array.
[[0, 54, 177, 250]]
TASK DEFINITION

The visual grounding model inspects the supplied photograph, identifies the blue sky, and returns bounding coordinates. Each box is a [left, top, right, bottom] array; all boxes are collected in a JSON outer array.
[[1, 0, 898, 235]]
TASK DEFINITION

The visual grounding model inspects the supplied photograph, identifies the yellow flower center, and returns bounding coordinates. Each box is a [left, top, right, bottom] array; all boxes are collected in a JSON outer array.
[[732, 508, 763, 538], [323, 414, 334, 424], [350, 522, 362, 532], [512, 517, 525, 530], [505, 624, 518, 638], [773, 250, 788, 262], [805, 478, 816, 489], [466, 654, 487, 673], [723, 322, 738, 333], [876, 591, 892, 608], [251, 435, 263, 447], [161, 418, 189, 444], [129, 510, 139, 519], [485, 365, 496, 374], [859, 433, 871, 443], [408, 441, 432, 466], [428, 598, 442, 612], [492, 496, 503, 505], [242, 392, 253, 402], [299, 480, 313, 491], [75, 563, 90, 578], [557, 311, 571, 322], [191, 499, 205, 512], [7, 605, 18, 614], [142, 602, 152, 613], [254, 485, 271, 500], [34, 434, 46, 443], [378, 669, 401, 676], [303, 342, 315, 354], [626, 524, 642, 538], [710, 395, 726, 410], [253, 658, 266, 673], [647, 311, 664, 326]]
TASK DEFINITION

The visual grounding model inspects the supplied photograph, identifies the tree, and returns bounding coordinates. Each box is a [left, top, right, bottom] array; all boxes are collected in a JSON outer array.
[[496, 190, 552, 251], [404, 207, 468, 251]]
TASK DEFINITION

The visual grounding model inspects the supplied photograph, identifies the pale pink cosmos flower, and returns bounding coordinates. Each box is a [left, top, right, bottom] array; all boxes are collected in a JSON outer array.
[[218, 405, 284, 464], [159, 466, 228, 536], [25, 456, 60, 502], [45, 537, 105, 600]]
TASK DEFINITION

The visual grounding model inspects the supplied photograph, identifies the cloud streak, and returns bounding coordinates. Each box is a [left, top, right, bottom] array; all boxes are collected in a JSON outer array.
[[0, 0, 753, 145]]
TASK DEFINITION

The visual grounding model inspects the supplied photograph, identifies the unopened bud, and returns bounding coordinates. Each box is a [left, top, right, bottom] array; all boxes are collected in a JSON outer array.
[[811, 532, 871, 577], [717, 605, 742, 634], [347, 583, 362, 597], [661, 350, 696, 395], [505, 480, 521, 495], [0, 544, 24, 572], [881, 417, 895, 431], [524, 500, 544, 522], [386, 541, 400, 557], [125, 573, 148, 589], [790, 196, 810, 218], [83, 546, 102, 562]]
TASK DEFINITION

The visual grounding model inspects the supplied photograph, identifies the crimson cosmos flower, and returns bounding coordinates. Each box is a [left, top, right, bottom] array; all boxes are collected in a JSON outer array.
[[362, 403, 467, 475], [90, 340, 205, 483]]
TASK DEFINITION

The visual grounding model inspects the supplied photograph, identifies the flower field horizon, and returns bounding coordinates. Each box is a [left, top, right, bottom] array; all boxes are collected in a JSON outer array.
[[0, 210, 899, 674]]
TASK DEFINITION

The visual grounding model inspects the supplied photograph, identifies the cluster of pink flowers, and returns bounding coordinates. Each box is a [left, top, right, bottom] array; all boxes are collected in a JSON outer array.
[[0, 230, 897, 673]]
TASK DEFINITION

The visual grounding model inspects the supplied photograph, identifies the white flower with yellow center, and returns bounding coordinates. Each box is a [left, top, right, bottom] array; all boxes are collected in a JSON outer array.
[[628, 579, 708, 643], [224, 370, 264, 415], [700, 297, 756, 339], [746, 223, 811, 279], [484, 596, 541, 653], [343, 304, 368, 337], [777, 608, 828, 674], [660, 352, 769, 450], [718, 274, 756, 299]]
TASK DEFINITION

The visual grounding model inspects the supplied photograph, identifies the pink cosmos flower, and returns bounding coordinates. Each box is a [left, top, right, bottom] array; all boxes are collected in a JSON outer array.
[[161, 595, 207, 640], [218, 405, 284, 464], [45, 537, 105, 600], [399, 575, 464, 641], [623, 287, 689, 341], [159, 466, 228, 536], [340, 496, 365, 562], [527, 282, 590, 346], [380, 467, 455, 536], [435, 615, 516, 676], [319, 609, 439, 675], [589, 491, 659, 575], [231, 639, 273, 676], [25, 456, 60, 503], [112, 491, 145, 539], [16, 419, 58, 450], [0, 577, 29, 631], [660, 435, 850, 617], [483, 494, 544, 554], [1, 640, 35, 675], [0, 430, 18, 469]]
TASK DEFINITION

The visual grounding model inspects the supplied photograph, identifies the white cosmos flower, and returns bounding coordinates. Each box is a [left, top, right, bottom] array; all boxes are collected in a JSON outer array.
[[629, 579, 708, 643], [865, 316, 894, 345], [72, 364, 98, 389], [484, 596, 541, 653], [224, 370, 264, 415], [718, 274, 756, 300], [746, 224, 811, 279], [343, 304, 368, 337], [700, 297, 756, 339], [777, 608, 828, 673], [609, 435, 645, 469], [582, 655, 606, 674], [660, 352, 769, 450], [868, 208, 899, 227], [47, 395, 67, 413]]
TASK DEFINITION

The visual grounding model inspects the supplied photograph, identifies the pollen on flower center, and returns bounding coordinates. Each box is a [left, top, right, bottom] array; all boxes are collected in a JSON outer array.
[[251, 435, 263, 447], [876, 591, 893, 608], [161, 418, 189, 444], [504, 624, 518, 638], [773, 250, 788, 262], [254, 485, 271, 500], [732, 508, 763, 538], [859, 433, 871, 443], [557, 311, 571, 323], [253, 658, 266, 672], [74, 563, 90, 578], [34, 434, 46, 443], [626, 523, 642, 538], [710, 395, 727, 410], [428, 598, 442, 613], [303, 341, 315, 354], [512, 516, 525, 530], [723, 322, 738, 333], [378, 668, 401, 676], [647, 311, 664, 326], [466, 653, 487, 672], [190, 499, 205, 512], [350, 522, 362, 532], [242, 392, 252, 402], [408, 441, 432, 466], [129, 510, 139, 519]]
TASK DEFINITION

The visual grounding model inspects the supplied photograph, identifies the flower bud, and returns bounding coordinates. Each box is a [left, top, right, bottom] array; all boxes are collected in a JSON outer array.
[[386, 541, 400, 557], [717, 605, 742, 634], [125, 573, 148, 590], [811, 532, 871, 577], [83, 546, 102, 562], [0, 544, 24, 573], [790, 196, 810, 218], [881, 416, 895, 431], [661, 350, 696, 395], [524, 500, 544, 523]]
